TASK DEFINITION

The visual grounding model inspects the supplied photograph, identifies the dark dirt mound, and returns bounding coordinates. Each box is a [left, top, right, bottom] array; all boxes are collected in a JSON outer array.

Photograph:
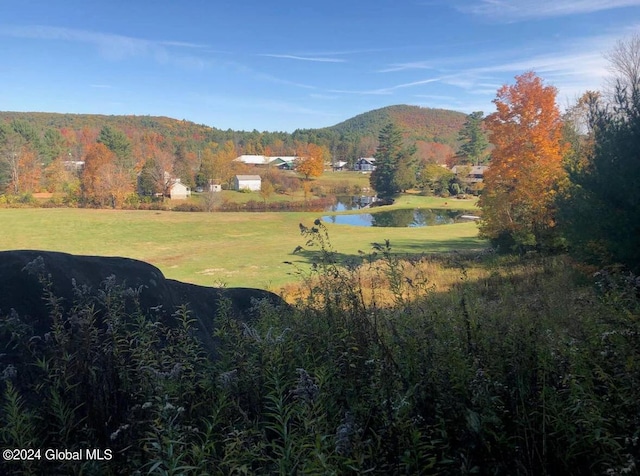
[[0, 250, 287, 358]]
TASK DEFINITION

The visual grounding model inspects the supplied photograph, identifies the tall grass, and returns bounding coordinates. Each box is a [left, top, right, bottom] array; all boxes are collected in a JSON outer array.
[[1, 226, 639, 474]]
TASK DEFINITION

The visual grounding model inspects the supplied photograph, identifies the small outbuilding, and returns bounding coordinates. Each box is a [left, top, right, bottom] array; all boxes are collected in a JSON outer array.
[[332, 160, 348, 171], [234, 175, 262, 191], [169, 179, 191, 199]]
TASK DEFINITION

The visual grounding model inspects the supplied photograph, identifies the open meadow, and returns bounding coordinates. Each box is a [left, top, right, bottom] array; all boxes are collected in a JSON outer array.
[[0, 200, 485, 292]]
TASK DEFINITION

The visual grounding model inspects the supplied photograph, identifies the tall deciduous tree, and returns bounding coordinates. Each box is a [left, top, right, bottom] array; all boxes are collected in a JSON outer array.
[[457, 111, 489, 165], [419, 163, 455, 196], [200, 140, 238, 187], [15, 147, 41, 193], [295, 143, 327, 180], [479, 72, 568, 251], [138, 156, 171, 197], [82, 143, 132, 207], [370, 123, 416, 198], [604, 33, 640, 101], [0, 125, 25, 194]]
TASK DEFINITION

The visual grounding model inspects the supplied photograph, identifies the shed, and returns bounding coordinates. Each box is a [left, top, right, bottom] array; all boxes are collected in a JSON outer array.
[[234, 175, 262, 191], [169, 180, 191, 199], [332, 160, 348, 171]]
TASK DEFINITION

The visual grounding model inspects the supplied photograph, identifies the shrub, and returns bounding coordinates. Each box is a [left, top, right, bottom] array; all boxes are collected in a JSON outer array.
[[2, 238, 639, 474], [172, 202, 204, 212]]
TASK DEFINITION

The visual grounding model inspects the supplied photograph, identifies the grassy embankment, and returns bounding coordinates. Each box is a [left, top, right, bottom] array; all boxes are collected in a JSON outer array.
[[0, 194, 485, 291]]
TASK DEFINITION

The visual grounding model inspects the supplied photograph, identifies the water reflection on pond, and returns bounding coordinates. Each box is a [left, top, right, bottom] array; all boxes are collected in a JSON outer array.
[[326, 195, 378, 212], [321, 208, 479, 227]]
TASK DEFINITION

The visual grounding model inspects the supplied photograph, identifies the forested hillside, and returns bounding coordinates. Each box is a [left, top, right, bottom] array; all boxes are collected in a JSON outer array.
[[0, 104, 467, 167], [323, 104, 466, 145], [294, 105, 467, 165]]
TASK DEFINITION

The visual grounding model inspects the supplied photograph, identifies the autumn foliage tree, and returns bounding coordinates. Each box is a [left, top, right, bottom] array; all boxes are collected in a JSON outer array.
[[199, 140, 238, 187], [82, 143, 133, 207], [295, 143, 327, 180], [479, 72, 568, 251], [15, 147, 42, 193]]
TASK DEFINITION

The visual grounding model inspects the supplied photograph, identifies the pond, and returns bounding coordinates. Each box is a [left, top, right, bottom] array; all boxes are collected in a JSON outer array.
[[325, 195, 379, 212], [321, 208, 480, 227]]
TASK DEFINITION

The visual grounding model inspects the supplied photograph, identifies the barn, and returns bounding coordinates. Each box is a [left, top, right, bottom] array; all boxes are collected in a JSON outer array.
[[234, 175, 262, 191]]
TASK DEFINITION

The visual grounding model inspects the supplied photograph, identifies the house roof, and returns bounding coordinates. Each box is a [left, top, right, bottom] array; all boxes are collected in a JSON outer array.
[[358, 157, 376, 163], [270, 156, 297, 162], [170, 181, 189, 191], [269, 157, 298, 166], [235, 155, 298, 165], [235, 175, 262, 181], [235, 155, 268, 164]]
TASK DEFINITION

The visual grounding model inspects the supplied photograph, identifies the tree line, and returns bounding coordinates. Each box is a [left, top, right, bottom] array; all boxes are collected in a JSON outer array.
[[0, 105, 470, 203], [0, 118, 333, 206]]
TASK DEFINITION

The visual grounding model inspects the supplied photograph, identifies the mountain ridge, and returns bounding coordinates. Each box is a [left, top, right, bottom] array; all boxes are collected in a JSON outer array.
[[1, 104, 467, 141], [0, 104, 469, 163]]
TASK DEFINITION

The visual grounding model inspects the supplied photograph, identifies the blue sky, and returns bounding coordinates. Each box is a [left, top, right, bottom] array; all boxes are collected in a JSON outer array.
[[1, 0, 639, 132]]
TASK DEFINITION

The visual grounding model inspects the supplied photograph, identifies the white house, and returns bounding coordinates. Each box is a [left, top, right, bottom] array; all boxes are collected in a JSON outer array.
[[234, 175, 262, 191], [354, 157, 376, 171], [169, 179, 191, 199]]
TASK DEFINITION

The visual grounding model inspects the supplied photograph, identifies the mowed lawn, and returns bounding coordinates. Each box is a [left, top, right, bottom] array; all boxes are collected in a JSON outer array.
[[0, 207, 486, 291]]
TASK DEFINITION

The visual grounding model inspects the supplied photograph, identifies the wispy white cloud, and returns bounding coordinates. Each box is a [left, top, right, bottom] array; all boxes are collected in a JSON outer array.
[[378, 61, 434, 73], [259, 53, 347, 63], [328, 76, 448, 96], [158, 40, 208, 49], [380, 30, 621, 98], [458, 0, 640, 20], [291, 47, 397, 56], [326, 87, 391, 96], [0, 25, 210, 66]]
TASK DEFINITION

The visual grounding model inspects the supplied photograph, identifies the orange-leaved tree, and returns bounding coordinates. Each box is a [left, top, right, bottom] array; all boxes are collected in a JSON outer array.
[[295, 143, 327, 180], [82, 143, 133, 208], [479, 71, 568, 251]]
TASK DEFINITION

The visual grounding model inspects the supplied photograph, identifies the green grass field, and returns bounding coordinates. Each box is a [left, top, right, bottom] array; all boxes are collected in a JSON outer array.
[[0, 203, 485, 291]]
